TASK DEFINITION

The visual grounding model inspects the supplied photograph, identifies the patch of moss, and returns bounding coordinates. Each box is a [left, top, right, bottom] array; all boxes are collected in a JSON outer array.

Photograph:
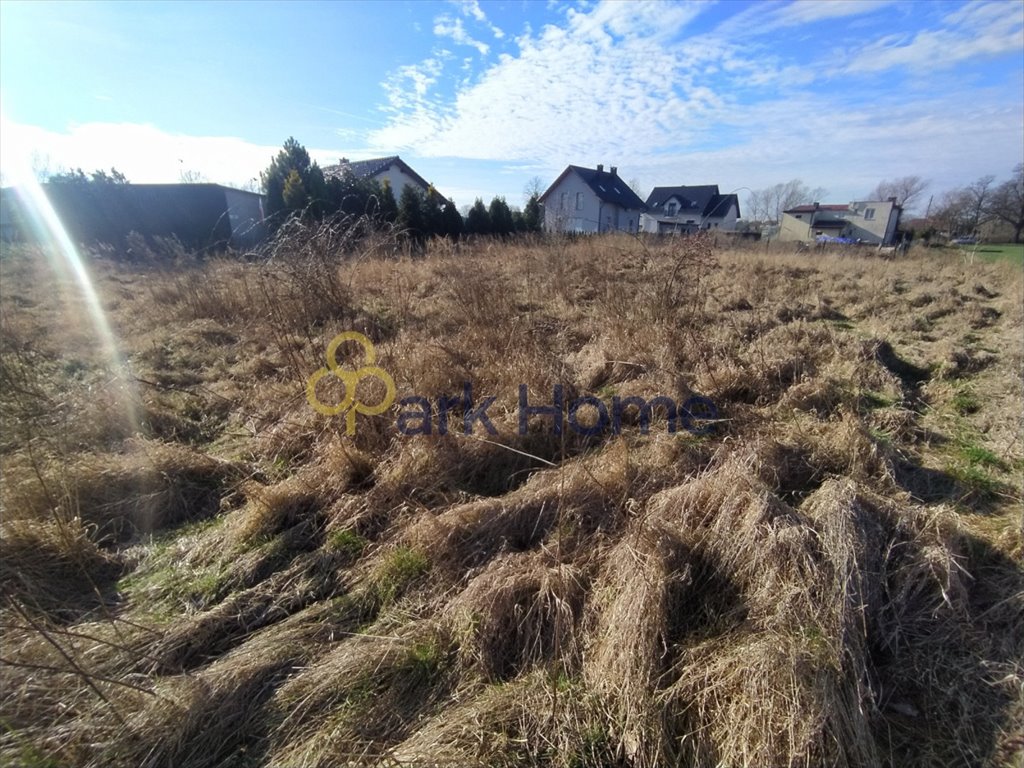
[[951, 387, 981, 416], [369, 547, 430, 606], [327, 529, 368, 561]]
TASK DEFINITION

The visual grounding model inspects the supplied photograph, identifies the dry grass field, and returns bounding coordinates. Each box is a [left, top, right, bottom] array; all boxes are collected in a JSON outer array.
[[1, 226, 1022, 767]]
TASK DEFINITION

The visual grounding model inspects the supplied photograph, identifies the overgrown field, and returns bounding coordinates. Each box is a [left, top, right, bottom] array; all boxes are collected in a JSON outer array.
[[1, 228, 1022, 767]]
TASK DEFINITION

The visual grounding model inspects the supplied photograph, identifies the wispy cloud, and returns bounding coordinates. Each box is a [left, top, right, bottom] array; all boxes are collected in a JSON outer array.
[[453, 0, 505, 39], [843, 0, 1023, 72], [366, 0, 1022, 203], [765, 0, 893, 28], [371, 1, 716, 164], [713, 0, 892, 37], [433, 15, 490, 56]]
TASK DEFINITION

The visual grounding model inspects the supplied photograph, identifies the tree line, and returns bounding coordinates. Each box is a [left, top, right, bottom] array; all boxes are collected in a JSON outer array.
[[261, 137, 541, 241], [926, 165, 1024, 243]]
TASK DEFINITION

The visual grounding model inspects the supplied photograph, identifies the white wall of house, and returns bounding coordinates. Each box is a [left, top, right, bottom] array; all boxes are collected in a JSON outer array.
[[543, 171, 601, 233], [843, 200, 900, 243], [778, 212, 814, 241], [704, 203, 739, 231], [373, 163, 428, 202], [778, 200, 900, 244]]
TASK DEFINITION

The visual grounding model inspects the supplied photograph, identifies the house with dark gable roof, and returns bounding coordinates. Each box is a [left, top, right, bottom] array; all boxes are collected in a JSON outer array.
[[322, 156, 431, 202], [539, 164, 646, 234], [640, 185, 740, 234]]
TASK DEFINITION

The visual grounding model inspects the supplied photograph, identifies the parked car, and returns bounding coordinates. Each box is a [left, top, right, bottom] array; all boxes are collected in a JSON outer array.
[[950, 236, 979, 245]]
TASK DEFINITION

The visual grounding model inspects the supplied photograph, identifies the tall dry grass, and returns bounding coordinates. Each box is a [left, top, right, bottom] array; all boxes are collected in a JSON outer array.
[[1, 226, 1021, 766]]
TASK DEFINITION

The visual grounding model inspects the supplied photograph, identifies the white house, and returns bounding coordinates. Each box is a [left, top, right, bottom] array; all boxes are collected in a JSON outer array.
[[539, 164, 646, 234], [778, 199, 901, 245], [322, 156, 431, 202], [640, 185, 740, 234]]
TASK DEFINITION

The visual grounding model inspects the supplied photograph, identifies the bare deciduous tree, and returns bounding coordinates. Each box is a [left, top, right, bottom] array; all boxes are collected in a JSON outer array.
[[931, 188, 971, 236], [869, 176, 929, 212], [960, 175, 996, 233], [985, 164, 1024, 243], [745, 179, 827, 223], [522, 176, 545, 204], [179, 169, 207, 184]]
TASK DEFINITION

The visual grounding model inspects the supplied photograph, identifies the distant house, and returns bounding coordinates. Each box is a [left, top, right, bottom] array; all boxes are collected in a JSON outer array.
[[778, 199, 901, 245], [0, 183, 266, 249], [322, 156, 431, 202], [539, 164, 646, 234], [640, 185, 740, 234]]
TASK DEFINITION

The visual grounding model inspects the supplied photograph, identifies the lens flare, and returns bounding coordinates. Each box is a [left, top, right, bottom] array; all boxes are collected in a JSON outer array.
[[2, 112, 140, 439]]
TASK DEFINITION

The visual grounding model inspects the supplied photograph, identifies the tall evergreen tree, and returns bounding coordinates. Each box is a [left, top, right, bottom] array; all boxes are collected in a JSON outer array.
[[282, 169, 308, 212], [524, 192, 542, 232], [465, 198, 490, 235], [260, 137, 326, 224], [488, 196, 514, 236], [397, 184, 425, 242], [376, 179, 399, 224], [421, 185, 445, 240], [441, 197, 463, 240]]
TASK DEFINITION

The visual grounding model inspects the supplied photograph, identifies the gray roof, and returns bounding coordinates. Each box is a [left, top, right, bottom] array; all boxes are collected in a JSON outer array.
[[540, 165, 647, 210], [322, 156, 431, 191], [645, 185, 740, 219]]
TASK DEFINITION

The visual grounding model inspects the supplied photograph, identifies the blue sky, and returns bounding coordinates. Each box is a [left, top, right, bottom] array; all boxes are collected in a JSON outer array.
[[1, 0, 1022, 212]]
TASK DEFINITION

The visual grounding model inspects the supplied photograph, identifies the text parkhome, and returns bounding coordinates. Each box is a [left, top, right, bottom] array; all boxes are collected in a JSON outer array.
[[395, 383, 718, 436]]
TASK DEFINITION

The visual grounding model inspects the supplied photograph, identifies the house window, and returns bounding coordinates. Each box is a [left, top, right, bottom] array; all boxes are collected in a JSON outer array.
[[864, 208, 876, 220], [560, 192, 567, 211], [666, 201, 678, 216], [794, 214, 802, 219], [576, 192, 584, 211]]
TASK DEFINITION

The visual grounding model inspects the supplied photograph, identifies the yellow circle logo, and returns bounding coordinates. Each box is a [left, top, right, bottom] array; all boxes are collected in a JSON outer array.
[[306, 331, 396, 435]]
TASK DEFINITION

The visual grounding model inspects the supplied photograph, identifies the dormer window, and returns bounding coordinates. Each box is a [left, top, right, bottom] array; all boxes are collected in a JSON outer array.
[[666, 201, 679, 216]]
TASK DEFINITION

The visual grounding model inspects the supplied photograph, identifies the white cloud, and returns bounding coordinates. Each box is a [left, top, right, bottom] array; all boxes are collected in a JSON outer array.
[[371, 1, 718, 164], [433, 15, 490, 56], [712, 0, 892, 37], [844, 0, 1024, 72], [451, 0, 506, 40], [768, 0, 893, 27], [0, 120, 354, 188], [384, 57, 445, 105], [365, 0, 1023, 205]]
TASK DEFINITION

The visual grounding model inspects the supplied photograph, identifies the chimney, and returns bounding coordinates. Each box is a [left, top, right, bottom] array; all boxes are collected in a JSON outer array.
[[610, 166, 618, 176], [340, 157, 349, 165], [596, 164, 604, 173]]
